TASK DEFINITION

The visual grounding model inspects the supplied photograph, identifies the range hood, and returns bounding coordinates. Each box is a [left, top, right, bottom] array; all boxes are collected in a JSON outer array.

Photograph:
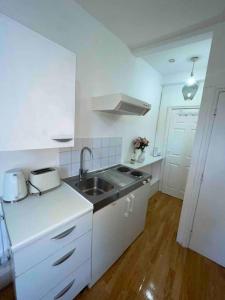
[[92, 93, 151, 116]]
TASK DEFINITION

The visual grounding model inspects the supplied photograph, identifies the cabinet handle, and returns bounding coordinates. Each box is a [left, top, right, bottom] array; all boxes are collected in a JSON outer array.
[[129, 198, 134, 213], [124, 197, 131, 217], [51, 226, 76, 240], [54, 279, 75, 299], [52, 248, 76, 266], [52, 138, 73, 142], [130, 193, 135, 199]]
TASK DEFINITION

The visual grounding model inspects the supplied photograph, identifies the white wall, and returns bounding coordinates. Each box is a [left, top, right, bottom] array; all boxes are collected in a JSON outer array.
[[204, 22, 225, 87], [0, 0, 162, 194], [155, 80, 205, 153], [177, 21, 225, 248]]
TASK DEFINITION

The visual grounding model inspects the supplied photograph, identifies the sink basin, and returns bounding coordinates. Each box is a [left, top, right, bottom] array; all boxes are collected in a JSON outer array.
[[75, 177, 114, 197]]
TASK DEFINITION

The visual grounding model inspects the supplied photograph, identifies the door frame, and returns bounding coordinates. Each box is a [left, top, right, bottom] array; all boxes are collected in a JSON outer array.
[[177, 87, 225, 248], [160, 105, 200, 195]]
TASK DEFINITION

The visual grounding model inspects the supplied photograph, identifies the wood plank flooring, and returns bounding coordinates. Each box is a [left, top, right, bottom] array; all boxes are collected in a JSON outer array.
[[1, 192, 225, 300]]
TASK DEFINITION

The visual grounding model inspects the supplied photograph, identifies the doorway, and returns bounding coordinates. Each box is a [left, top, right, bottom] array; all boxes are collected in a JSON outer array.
[[161, 107, 199, 199]]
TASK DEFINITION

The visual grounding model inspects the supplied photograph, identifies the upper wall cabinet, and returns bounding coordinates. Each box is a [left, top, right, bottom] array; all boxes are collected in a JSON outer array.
[[0, 14, 76, 151]]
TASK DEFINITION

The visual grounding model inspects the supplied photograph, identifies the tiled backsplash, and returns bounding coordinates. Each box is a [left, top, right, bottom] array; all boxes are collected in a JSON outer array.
[[59, 137, 122, 178]]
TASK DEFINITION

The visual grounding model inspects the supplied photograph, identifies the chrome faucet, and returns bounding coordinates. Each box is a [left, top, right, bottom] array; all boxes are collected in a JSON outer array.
[[79, 146, 93, 180]]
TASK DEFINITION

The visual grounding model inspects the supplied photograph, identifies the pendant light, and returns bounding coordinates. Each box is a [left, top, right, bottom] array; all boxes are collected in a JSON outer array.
[[182, 57, 199, 100]]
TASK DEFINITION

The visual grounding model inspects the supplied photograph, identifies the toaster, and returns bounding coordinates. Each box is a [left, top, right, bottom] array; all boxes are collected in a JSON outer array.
[[29, 167, 61, 194]]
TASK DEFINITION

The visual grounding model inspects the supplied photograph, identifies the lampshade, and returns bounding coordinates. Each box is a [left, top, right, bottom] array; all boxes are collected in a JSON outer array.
[[182, 83, 199, 100], [182, 57, 199, 101]]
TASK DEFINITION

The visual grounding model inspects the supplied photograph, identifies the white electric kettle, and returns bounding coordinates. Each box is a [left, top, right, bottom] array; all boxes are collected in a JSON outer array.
[[2, 169, 28, 202]]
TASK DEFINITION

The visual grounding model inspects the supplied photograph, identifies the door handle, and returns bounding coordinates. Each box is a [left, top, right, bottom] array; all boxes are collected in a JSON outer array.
[[52, 248, 76, 266], [129, 194, 135, 213], [124, 197, 131, 217]]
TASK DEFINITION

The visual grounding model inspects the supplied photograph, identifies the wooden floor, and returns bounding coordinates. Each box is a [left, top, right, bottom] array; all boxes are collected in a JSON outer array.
[[1, 192, 225, 300]]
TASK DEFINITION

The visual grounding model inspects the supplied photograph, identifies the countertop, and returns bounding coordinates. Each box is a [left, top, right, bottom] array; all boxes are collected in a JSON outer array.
[[123, 156, 163, 169], [2, 182, 93, 252]]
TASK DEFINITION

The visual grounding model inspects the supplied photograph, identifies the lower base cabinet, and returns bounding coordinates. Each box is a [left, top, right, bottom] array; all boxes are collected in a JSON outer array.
[[12, 212, 92, 300], [90, 195, 127, 286], [123, 183, 151, 249], [90, 182, 151, 286], [15, 232, 91, 299], [42, 259, 91, 300]]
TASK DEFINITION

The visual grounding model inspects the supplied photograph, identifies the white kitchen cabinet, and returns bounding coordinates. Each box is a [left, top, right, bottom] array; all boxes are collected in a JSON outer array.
[[123, 182, 151, 250], [90, 196, 127, 286], [3, 183, 93, 300], [16, 232, 91, 300], [90, 182, 151, 286], [42, 259, 91, 300], [13, 212, 92, 277], [0, 14, 76, 151], [13, 216, 92, 300]]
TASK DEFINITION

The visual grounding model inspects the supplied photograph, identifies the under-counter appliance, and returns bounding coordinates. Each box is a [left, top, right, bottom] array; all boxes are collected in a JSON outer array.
[[64, 164, 152, 287], [29, 167, 60, 194], [2, 169, 28, 202]]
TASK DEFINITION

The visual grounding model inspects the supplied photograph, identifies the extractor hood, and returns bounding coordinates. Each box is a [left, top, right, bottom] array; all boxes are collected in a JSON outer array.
[[92, 93, 151, 116]]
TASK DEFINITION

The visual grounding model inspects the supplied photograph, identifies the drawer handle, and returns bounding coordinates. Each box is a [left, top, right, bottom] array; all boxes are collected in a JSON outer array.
[[52, 248, 76, 266], [52, 138, 73, 142], [54, 279, 75, 299], [52, 226, 76, 240]]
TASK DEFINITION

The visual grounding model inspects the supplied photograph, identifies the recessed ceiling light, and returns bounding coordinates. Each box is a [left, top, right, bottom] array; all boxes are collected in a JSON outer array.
[[168, 58, 175, 63]]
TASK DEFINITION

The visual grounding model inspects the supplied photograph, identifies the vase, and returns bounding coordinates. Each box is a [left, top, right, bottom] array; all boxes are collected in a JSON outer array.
[[130, 150, 137, 164], [137, 150, 145, 163]]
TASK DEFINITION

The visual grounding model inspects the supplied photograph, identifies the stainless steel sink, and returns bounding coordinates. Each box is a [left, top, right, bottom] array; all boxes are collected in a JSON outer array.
[[75, 177, 114, 197], [64, 164, 151, 212]]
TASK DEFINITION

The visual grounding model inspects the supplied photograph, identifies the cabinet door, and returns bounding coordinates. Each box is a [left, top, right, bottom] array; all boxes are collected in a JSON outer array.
[[0, 14, 75, 151], [124, 183, 151, 249], [91, 197, 127, 286]]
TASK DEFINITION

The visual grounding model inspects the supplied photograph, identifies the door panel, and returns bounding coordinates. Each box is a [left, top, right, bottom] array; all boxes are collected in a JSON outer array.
[[0, 14, 75, 150], [167, 164, 180, 187], [190, 92, 225, 267], [180, 166, 190, 195], [124, 183, 150, 250], [164, 163, 180, 197], [91, 197, 127, 286], [162, 108, 199, 199], [168, 128, 186, 155]]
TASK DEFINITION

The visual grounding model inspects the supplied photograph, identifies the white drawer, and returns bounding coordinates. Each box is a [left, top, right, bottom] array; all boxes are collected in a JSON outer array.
[[42, 259, 91, 300], [13, 212, 92, 276], [15, 231, 91, 300]]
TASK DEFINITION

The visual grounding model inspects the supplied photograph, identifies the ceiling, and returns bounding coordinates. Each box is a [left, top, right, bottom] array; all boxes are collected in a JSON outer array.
[[75, 0, 225, 50], [145, 38, 212, 75]]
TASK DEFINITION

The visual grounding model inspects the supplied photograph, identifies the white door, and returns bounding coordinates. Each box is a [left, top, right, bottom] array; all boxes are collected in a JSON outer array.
[[190, 92, 225, 267], [162, 108, 199, 199], [0, 14, 75, 151], [124, 183, 151, 249]]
